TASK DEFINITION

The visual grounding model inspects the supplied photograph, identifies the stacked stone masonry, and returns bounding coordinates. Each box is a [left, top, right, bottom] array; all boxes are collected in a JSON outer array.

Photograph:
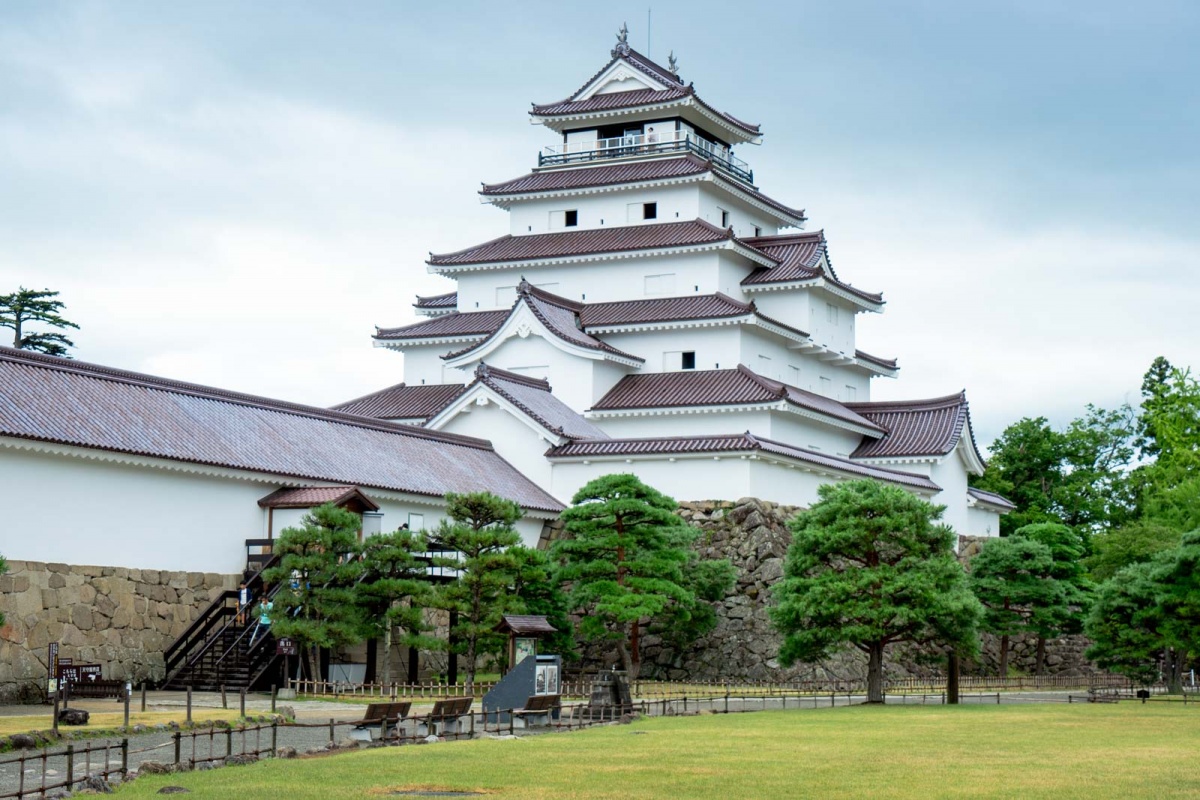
[[624, 499, 1096, 682], [0, 560, 238, 703]]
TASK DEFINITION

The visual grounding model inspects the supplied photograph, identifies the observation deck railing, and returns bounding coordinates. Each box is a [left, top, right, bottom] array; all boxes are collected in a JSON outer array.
[[539, 130, 753, 184]]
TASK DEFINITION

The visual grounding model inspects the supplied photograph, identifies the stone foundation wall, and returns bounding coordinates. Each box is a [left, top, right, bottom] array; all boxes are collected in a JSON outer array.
[[588, 499, 1097, 682], [0, 560, 239, 703]]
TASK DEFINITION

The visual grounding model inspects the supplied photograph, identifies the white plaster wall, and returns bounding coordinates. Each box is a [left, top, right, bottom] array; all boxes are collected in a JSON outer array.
[[966, 506, 1002, 538], [388, 345, 470, 388], [696, 183, 780, 238], [750, 290, 813, 336], [459, 333, 607, 413], [764, 414, 868, 457], [509, 184, 701, 236], [0, 446, 276, 573], [599, 326, 743, 374], [930, 452, 972, 535], [550, 457, 753, 506], [432, 399, 557, 496], [807, 294, 857, 357], [453, 251, 756, 311]]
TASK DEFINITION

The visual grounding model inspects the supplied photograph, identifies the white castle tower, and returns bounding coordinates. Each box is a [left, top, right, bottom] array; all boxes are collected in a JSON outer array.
[[335, 33, 1012, 536]]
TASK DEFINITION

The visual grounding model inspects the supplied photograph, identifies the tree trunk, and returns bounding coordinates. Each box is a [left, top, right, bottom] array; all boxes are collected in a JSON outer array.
[[630, 619, 640, 679], [947, 652, 960, 705], [866, 641, 885, 703], [381, 624, 393, 685], [1166, 648, 1184, 694], [12, 317, 20, 349], [464, 635, 477, 694], [999, 635, 1010, 678], [305, 645, 320, 684], [615, 635, 635, 678], [1035, 636, 1046, 676]]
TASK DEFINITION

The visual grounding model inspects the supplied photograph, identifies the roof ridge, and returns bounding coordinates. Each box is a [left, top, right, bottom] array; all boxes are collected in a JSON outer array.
[[476, 362, 553, 391], [330, 381, 408, 409], [0, 346, 496, 451], [519, 278, 585, 311], [745, 229, 825, 245], [734, 363, 788, 399], [375, 308, 508, 339], [845, 391, 967, 412]]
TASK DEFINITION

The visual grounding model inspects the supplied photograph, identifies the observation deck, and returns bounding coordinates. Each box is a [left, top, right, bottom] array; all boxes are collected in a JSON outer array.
[[539, 130, 753, 185]]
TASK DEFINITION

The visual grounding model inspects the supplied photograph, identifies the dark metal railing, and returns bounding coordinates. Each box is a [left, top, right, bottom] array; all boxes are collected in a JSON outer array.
[[538, 132, 753, 184]]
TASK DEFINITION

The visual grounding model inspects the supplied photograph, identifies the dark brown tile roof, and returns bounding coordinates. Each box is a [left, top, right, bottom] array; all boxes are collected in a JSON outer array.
[[847, 392, 972, 459], [854, 350, 899, 371], [532, 86, 762, 138], [546, 432, 939, 492], [428, 219, 762, 268], [481, 155, 805, 222], [413, 292, 457, 311], [257, 486, 380, 511], [445, 282, 643, 364], [374, 310, 509, 341], [591, 365, 885, 433], [471, 364, 610, 441], [968, 487, 1016, 511], [579, 293, 752, 327], [496, 614, 558, 635], [0, 347, 563, 512], [742, 231, 883, 304], [331, 382, 465, 420]]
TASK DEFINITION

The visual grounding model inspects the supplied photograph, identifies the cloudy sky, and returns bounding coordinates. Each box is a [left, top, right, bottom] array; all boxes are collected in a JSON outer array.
[[1, 1, 1196, 447]]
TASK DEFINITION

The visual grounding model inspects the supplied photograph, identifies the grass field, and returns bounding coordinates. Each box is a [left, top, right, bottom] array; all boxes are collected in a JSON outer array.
[[114, 703, 1200, 799], [0, 709, 245, 739]]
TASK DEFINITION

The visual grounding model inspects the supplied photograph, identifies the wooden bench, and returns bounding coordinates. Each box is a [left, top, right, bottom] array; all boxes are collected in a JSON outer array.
[[413, 697, 473, 737], [512, 694, 560, 727], [348, 701, 411, 741]]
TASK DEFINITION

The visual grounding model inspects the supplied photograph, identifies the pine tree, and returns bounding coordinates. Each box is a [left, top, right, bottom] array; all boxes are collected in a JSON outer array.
[[262, 504, 366, 681], [969, 537, 1065, 677], [553, 473, 700, 679], [507, 545, 577, 662], [0, 287, 80, 357], [771, 479, 981, 703], [1085, 561, 1168, 687], [357, 528, 439, 684], [431, 492, 523, 692], [1011, 523, 1092, 674]]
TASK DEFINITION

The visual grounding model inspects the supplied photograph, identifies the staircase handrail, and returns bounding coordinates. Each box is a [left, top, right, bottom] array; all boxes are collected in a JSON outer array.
[[162, 553, 281, 686], [214, 580, 286, 668]]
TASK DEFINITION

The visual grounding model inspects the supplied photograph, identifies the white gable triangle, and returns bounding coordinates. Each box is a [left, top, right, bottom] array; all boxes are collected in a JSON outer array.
[[576, 59, 668, 100]]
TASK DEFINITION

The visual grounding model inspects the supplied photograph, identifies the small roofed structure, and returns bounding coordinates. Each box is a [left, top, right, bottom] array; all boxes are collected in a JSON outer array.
[[257, 486, 380, 512], [496, 614, 558, 672]]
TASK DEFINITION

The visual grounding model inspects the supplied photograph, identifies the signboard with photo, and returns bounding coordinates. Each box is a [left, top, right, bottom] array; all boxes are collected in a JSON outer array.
[[534, 663, 559, 695], [514, 637, 536, 666]]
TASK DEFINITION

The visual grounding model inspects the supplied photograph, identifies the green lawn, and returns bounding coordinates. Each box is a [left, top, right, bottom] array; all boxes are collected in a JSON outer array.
[[116, 703, 1200, 799]]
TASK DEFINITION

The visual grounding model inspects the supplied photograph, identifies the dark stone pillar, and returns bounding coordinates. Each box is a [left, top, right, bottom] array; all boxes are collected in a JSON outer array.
[[947, 652, 960, 705], [407, 645, 419, 684], [364, 638, 378, 684]]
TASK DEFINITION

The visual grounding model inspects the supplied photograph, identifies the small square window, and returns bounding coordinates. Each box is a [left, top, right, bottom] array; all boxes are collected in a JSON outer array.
[[753, 226, 762, 237], [643, 202, 657, 220], [564, 210, 578, 227], [720, 209, 730, 227], [681, 351, 696, 370]]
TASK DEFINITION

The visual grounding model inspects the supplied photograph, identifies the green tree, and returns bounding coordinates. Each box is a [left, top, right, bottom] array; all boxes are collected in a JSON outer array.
[[262, 503, 366, 681], [1085, 521, 1181, 582], [970, 536, 1064, 677], [1084, 561, 1167, 686], [1011, 523, 1092, 674], [972, 417, 1065, 534], [1136, 355, 1175, 459], [507, 545, 577, 662], [1154, 530, 1200, 692], [357, 527, 439, 684], [771, 480, 981, 703], [554, 474, 701, 679], [0, 287, 80, 357], [431, 492, 523, 692], [653, 550, 737, 652]]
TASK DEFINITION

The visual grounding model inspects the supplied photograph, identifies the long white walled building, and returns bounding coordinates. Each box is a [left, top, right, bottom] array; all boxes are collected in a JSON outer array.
[[337, 37, 1013, 536]]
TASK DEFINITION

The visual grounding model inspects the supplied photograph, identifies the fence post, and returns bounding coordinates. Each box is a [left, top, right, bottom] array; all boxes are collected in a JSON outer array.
[[271, 685, 277, 714], [66, 743, 75, 789], [173, 731, 181, 767], [186, 686, 193, 724], [121, 738, 129, 777], [329, 718, 335, 744], [53, 690, 60, 736], [124, 683, 131, 728], [141, 682, 147, 712], [240, 688, 246, 718], [226, 727, 233, 757], [221, 684, 227, 709]]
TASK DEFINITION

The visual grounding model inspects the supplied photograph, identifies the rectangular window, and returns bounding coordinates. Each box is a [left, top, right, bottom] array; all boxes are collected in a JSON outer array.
[[407, 513, 424, 531], [788, 365, 801, 385], [644, 273, 676, 295], [719, 208, 730, 227], [826, 302, 839, 325], [844, 385, 857, 401], [681, 351, 696, 370], [753, 226, 762, 237], [564, 209, 578, 227], [643, 202, 657, 220], [819, 376, 833, 395], [756, 354, 772, 377]]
